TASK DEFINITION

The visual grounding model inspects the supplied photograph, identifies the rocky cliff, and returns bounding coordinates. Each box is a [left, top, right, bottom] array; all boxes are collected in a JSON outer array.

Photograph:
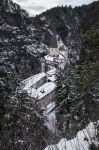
[[0, 0, 99, 150]]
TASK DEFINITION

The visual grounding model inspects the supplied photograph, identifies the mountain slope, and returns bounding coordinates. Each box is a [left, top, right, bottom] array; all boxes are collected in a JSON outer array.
[[31, 0, 99, 141], [0, 0, 99, 150], [0, 1, 56, 150], [32, 1, 99, 64]]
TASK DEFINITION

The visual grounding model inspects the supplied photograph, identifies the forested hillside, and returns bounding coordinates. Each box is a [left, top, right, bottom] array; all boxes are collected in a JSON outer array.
[[0, 0, 99, 150], [0, 1, 55, 150], [32, 2, 99, 140]]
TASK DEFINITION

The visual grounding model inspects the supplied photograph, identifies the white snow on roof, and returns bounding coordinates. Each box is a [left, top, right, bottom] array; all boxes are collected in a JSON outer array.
[[47, 68, 56, 75], [44, 122, 98, 150], [28, 82, 56, 100], [47, 69, 56, 81], [22, 72, 47, 90], [59, 54, 64, 60], [47, 68, 56, 82], [45, 51, 67, 63], [48, 75, 56, 82], [44, 55, 54, 62], [26, 88, 37, 99]]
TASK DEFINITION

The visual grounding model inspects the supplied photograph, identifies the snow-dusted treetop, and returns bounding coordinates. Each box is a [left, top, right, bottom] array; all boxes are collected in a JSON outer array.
[[12, 0, 97, 16]]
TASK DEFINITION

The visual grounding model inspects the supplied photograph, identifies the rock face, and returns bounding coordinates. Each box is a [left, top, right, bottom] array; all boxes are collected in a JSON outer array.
[[32, 1, 99, 64], [0, 0, 48, 81], [1, 0, 98, 81], [0, 1, 53, 150], [31, 0, 99, 141], [31, 7, 81, 65]]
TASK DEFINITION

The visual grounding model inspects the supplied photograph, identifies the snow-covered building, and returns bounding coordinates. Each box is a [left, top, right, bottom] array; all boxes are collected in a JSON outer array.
[[41, 37, 68, 72], [47, 68, 56, 82], [44, 50, 68, 71], [21, 72, 56, 108], [44, 55, 57, 70], [48, 37, 68, 58], [21, 72, 47, 90], [21, 37, 68, 109], [27, 82, 56, 108]]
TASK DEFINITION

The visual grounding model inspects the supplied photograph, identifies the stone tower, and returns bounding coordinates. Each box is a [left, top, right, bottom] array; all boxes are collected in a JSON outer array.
[[41, 58, 45, 72]]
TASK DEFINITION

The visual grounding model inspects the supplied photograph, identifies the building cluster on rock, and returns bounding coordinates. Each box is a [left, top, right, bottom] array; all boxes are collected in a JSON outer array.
[[41, 37, 68, 72], [21, 38, 68, 109]]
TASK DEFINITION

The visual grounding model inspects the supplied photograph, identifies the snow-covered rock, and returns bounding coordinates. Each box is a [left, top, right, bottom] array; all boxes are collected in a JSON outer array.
[[44, 122, 99, 150]]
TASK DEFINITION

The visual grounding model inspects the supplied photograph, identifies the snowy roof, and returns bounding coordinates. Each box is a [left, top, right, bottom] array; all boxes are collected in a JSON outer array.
[[28, 82, 56, 100], [59, 53, 64, 59], [58, 50, 68, 60], [44, 55, 54, 62], [47, 68, 56, 75], [48, 74, 56, 82], [22, 72, 47, 90], [44, 53, 66, 63], [47, 68, 56, 82]]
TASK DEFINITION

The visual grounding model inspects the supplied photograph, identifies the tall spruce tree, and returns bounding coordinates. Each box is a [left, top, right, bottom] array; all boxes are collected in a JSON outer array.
[[55, 63, 98, 139]]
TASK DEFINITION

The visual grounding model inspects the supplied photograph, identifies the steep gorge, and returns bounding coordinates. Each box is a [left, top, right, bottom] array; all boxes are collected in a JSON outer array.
[[0, 0, 99, 150]]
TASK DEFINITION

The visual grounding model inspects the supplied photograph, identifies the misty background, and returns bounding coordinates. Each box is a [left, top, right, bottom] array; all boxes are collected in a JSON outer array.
[[12, 0, 98, 16]]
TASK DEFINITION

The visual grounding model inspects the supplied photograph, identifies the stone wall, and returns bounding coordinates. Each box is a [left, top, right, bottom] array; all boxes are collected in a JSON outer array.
[[49, 48, 60, 57], [36, 90, 55, 109], [47, 65, 55, 71]]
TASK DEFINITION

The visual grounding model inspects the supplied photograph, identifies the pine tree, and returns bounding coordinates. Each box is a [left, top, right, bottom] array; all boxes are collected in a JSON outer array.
[[55, 63, 98, 139]]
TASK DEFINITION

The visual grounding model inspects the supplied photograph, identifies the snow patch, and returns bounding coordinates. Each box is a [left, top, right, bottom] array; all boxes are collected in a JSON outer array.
[[44, 55, 54, 62], [43, 102, 56, 132], [44, 122, 98, 150], [47, 68, 56, 82]]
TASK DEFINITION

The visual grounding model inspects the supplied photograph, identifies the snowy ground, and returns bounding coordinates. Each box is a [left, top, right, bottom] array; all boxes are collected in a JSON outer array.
[[44, 122, 99, 150], [43, 102, 56, 132]]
